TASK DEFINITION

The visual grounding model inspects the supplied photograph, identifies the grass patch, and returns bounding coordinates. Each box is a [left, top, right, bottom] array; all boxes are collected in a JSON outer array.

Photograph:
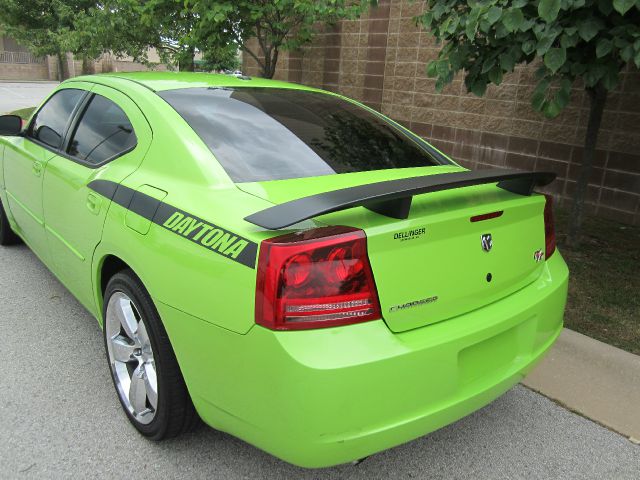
[[9, 107, 36, 120], [556, 209, 640, 355]]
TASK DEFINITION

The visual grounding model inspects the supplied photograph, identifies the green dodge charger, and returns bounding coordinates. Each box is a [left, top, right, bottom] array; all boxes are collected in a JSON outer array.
[[0, 72, 568, 468]]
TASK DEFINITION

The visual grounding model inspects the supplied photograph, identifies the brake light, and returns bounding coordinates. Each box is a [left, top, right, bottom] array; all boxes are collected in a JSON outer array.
[[255, 226, 381, 330], [543, 194, 556, 259], [470, 210, 503, 222]]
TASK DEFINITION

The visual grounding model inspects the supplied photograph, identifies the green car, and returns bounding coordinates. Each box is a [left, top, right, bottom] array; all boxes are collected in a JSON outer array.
[[0, 72, 568, 468]]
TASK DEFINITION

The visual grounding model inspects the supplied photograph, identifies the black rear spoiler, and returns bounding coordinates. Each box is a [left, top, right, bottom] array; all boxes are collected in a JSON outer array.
[[244, 168, 556, 230]]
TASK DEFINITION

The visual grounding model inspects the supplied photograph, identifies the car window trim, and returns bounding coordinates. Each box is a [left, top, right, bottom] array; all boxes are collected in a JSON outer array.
[[25, 88, 91, 154], [62, 92, 139, 168], [27, 90, 139, 169], [61, 92, 94, 153], [57, 142, 138, 169]]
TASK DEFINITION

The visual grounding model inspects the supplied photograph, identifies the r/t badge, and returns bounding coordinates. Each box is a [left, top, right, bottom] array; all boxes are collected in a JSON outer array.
[[534, 249, 544, 262]]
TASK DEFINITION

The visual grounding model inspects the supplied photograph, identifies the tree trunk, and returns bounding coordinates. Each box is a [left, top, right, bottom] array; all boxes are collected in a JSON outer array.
[[566, 83, 607, 247], [57, 53, 65, 82], [82, 56, 93, 75], [262, 51, 272, 78], [178, 47, 196, 71], [262, 48, 278, 79]]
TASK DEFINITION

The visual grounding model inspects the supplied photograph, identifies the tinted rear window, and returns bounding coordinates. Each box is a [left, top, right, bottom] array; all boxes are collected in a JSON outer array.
[[158, 87, 448, 182], [67, 94, 136, 165]]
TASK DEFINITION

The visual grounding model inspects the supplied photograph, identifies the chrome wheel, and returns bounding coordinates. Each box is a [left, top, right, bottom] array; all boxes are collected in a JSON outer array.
[[105, 291, 158, 425]]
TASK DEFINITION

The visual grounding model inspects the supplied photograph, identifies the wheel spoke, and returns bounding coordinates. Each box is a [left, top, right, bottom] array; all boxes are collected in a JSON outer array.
[[129, 365, 147, 414], [137, 319, 151, 353], [144, 362, 158, 410], [116, 298, 138, 340], [111, 336, 136, 363]]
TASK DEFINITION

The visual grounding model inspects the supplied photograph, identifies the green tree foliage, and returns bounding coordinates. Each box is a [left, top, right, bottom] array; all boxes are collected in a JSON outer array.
[[0, 0, 95, 80], [418, 0, 640, 245], [77, 0, 221, 71], [199, 45, 241, 72], [76, 0, 238, 71], [188, 0, 373, 79]]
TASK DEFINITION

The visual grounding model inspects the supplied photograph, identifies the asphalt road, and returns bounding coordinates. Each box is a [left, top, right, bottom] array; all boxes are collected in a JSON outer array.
[[0, 244, 639, 479], [0, 82, 59, 113]]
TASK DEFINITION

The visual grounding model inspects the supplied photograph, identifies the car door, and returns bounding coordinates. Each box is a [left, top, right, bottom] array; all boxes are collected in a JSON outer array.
[[42, 85, 152, 313], [2, 88, 87, 262]]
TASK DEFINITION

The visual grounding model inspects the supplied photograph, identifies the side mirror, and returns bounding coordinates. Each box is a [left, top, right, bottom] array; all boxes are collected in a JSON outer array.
[[0, 115, 23, 136]]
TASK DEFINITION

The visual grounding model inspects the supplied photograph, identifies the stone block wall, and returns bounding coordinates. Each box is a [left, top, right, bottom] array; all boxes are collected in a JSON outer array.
[[243, 0, 640, 225]]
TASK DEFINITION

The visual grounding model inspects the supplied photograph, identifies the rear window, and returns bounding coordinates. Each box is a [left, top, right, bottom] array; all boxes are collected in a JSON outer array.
[[158, 87, 448, 183], [67, 94, 137, 165]]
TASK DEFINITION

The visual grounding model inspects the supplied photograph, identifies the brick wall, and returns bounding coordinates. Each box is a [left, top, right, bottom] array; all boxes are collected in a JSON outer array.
[[0, 62, 49, 80], [0, 53, 166, 81], [243, 0, 640, 225]]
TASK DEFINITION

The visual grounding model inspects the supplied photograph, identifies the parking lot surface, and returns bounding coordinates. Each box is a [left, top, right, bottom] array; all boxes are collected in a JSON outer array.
[[0, 82, 58, 113], [0, 243, 639, 479], [1, 80, 639, 479]]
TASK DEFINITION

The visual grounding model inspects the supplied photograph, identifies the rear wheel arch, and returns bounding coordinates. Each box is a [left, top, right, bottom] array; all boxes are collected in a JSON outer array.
[[95, 252, 195, 385], [96, 254, 147, 324], [102, 268, 199, 439], [100, 254, 131, 296]]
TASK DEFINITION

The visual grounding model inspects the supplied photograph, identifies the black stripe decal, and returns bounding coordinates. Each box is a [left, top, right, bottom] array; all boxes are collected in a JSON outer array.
[[130, 189, 162, 220], [88, 180, 258, 268], [88, 179, 119, 200]]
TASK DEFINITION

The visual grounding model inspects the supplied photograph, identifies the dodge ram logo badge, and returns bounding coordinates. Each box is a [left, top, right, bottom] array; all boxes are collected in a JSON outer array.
[[481, 233, 493, 252], [534, 249, 544, 262]]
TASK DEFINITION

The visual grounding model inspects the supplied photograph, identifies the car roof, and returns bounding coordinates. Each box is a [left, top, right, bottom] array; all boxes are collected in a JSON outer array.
[[70, 71, 318, 93]]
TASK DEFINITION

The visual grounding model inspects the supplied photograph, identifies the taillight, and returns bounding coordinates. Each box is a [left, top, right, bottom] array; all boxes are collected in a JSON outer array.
[[255, 226, 381, 331], [543, 194, 556, 259]]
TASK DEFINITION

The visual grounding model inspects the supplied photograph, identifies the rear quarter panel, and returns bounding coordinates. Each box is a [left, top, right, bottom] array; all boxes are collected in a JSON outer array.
[[89, 80, 279, 333], [94, 184, 272, 334]]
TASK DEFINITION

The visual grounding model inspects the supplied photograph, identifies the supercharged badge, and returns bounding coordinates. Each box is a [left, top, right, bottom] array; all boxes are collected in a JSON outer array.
[[389, 295, 439, 313]]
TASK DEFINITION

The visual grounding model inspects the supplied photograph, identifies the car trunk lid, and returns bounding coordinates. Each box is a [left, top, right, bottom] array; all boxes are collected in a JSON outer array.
[[238, 166, 548, 333]]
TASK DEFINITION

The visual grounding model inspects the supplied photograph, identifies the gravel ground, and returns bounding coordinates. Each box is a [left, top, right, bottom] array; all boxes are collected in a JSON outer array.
[[0, 243, 639, 479]]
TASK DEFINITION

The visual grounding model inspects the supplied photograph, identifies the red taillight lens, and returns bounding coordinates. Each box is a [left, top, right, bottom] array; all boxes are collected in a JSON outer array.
[[255, 226, 381, 330], [543, 194, 556, 259]]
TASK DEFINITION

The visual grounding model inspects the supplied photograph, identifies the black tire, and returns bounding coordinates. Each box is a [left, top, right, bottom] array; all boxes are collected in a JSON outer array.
[[103, 269, 199, 440], [0, 199, 21, 246]]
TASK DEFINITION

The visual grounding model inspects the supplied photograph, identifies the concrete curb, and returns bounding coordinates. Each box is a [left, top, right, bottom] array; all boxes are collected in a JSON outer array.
[[522, 328, 640, 441]]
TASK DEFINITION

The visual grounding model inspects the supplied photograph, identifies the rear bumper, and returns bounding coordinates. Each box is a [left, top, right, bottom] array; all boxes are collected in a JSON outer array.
[[159, 253, 569, 468]]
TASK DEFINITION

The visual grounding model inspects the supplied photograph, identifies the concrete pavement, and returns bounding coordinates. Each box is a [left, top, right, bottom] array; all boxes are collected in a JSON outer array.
[[0, 81, 58, 113], [0, 244, 639, 478], [523, 328, 640, 441]]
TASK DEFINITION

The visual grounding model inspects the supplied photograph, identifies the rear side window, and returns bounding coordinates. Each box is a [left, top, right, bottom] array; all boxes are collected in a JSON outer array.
[[28, 89, 84, 149], [158, 87, 448, 183], [67, 94, 137, 165]]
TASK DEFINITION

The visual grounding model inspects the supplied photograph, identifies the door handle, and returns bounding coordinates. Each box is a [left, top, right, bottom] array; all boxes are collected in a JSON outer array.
[[32, 161, 43, 177], [86, 193, 102, 215]]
